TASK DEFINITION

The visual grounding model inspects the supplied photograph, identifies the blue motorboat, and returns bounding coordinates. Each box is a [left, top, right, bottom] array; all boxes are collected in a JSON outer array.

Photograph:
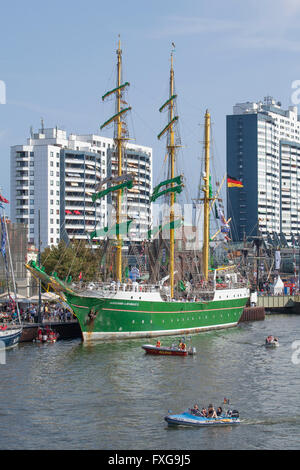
[[0, 327, 22, 349], [165, 409, 240, 427]]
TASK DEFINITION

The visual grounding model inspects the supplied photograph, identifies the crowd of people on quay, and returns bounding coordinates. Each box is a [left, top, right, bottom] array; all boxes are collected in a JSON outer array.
[[0, 300, 75, 324]]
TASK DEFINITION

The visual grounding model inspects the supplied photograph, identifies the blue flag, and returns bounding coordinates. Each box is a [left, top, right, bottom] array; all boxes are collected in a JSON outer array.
[[1, 218, 6, 257]]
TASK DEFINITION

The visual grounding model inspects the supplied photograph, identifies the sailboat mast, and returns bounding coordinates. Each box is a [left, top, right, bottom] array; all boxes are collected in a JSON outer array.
[[116, 39, 123, 282], [169, 52, 175, 298], [203, 110, 211, 280]]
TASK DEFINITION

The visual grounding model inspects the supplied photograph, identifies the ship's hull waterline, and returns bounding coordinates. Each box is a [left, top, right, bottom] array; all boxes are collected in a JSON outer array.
[[65, 290, 249, 342]]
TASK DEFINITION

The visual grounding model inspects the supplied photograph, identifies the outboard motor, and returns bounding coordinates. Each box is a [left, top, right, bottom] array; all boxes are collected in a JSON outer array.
[[231, 410, 239, 418]]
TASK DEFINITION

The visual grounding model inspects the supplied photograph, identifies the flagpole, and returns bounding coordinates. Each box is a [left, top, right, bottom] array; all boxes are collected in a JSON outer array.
[[37, 208, 42, 324]]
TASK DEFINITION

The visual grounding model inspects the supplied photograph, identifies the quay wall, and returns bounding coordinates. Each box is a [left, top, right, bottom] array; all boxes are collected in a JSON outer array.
[[239, 306, 265, 323]]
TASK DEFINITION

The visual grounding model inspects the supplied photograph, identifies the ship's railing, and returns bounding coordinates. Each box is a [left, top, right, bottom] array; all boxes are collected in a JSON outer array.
[[73, 279, 248, 296], [73, 281, 162, 294]]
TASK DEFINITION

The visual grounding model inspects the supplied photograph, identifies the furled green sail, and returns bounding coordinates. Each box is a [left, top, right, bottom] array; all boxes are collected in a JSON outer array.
[[102, 82, 130, 101], [100, 107, 132, 130], [159, 94, 177, 113], [152, 176, 182, 197], [157, 116, 179, 140], [92, 180, 133, 202], [150, 184, 183, 202], [151, 175, 183, 202]]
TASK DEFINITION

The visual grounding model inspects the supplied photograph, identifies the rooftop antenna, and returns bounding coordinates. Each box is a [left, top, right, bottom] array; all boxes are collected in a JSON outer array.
[[41, 118, 44, 133]]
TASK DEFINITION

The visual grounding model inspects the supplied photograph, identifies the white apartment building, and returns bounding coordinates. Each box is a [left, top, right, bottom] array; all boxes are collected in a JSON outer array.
[[227, 96, 300, 242], [11, 127, 152, 249], [107, 143, 153, 242]]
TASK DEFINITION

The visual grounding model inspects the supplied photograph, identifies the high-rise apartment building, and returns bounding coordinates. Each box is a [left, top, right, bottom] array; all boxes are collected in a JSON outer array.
[[11, 127, 152, 249], [227, 96, 300, 242], [107, 144, 152, 242]]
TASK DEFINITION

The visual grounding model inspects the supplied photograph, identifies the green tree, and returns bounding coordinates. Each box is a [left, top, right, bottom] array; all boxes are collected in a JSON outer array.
[[41, 239, 106, 282]]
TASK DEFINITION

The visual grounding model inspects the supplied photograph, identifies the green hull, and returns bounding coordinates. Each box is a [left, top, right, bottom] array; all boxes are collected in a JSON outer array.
[[65, 292, 249, 341]]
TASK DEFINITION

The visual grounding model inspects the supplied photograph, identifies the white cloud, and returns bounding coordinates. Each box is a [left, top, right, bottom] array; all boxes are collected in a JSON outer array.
[[151, 10, 300, 53]]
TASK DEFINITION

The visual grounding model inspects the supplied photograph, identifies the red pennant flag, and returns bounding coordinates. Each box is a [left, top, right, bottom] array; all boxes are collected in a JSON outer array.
[[0, 194, 9, 203]]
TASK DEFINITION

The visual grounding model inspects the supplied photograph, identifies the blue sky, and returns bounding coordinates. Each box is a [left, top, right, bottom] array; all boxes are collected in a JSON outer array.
[[1, 0, 300, 212]]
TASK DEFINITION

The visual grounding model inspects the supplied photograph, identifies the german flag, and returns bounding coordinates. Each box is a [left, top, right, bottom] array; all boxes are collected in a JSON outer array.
[[227, 175, 243, 188]]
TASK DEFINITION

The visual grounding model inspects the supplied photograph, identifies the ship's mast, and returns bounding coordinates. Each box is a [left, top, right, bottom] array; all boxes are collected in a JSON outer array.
[[99, 38, 131, 283], [203, 110, 211, 280], [156, 46, 182, 297], [169, 52, 175, 298], [116, 39, 123, 282]]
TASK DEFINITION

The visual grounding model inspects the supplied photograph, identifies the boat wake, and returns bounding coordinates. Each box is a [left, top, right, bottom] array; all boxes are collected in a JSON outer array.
[[241, 415, 300, 426]]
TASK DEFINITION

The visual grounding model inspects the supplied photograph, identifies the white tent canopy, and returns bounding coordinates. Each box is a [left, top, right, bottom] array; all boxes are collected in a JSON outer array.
[[272, 276, 284, 295], [0, 292, 28, 301], [27, 292, 59, 302]]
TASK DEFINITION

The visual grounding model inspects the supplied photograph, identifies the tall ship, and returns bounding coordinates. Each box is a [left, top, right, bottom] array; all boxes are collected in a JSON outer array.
[[26, 41, 249, 342]]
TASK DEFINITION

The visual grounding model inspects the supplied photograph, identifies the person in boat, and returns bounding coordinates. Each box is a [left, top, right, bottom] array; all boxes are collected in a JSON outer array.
[[200, 407, 207, 417], [179, 341, 186, 351], [217, 406, 223, 416], [156, 340, 161, 348], [191, 404, 201, 416], [207, 404, 217, 418], [266, 335, 274, 344]]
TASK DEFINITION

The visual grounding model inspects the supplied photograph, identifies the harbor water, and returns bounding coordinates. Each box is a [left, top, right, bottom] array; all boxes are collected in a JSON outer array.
[[1, 313, 300, 450]]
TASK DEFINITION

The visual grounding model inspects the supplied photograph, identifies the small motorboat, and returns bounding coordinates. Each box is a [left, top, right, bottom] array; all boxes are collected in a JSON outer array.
[[265, 335, 279, 348], [0, 325, 22, 350], [142, 343, 196, 357], [34, 327, 59, 343], [165, 408, 240, 427]]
